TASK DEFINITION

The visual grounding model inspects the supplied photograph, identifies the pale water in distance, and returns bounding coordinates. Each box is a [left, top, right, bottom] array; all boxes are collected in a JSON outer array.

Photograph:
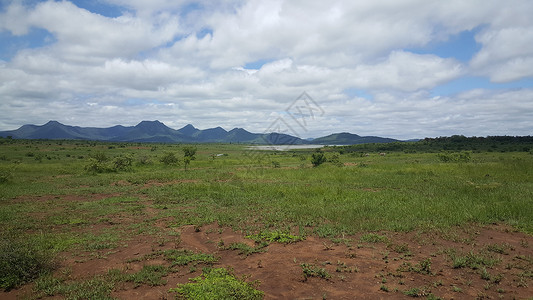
[[247, 145, 326, 151]]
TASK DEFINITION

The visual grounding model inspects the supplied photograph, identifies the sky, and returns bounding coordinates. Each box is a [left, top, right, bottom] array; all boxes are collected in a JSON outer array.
[[1, 0, 533, 140]]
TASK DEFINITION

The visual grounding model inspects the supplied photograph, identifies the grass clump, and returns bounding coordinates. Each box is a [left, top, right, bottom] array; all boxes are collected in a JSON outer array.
[[124, 265, 169, 287], [34, 275, 115, 300], [219, 241, 269, 256], [163, 249, 217, 266], [446, 249, 501, 269], [300, 263, 331, 280], [170, 267, 263, 300], [0, 235, 56, 291], [360, 233, 389, 244]]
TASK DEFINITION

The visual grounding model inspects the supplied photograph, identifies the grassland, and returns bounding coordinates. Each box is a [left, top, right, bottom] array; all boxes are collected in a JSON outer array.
[[1, 139, 532, 299]]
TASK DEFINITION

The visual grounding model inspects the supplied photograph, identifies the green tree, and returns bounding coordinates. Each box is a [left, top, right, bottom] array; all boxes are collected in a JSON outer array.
[[182, 147, 197, 170]]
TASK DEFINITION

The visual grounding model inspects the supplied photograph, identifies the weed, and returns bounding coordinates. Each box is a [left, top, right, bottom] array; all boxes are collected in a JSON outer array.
[[446, 249, 500, 269], [388, 242, 411, 255], [246, 231, 302, 244], [126, 265, 169, 287], [403, 287, 430, 297], [452, 286, 462, 292], [170, 267, 263, 300], [163, 249, 217, 266], [486, 243, 513, 255], [360, 233, 389, 243], [380, 285, 389, 292], [220, 241, 269, 256], [301, 263, 331, 280], [397, 258, 432, 275]]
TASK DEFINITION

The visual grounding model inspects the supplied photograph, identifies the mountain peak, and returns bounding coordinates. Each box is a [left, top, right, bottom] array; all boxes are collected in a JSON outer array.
[[178, 124, 200, 136], [43, 120, 63, 127]]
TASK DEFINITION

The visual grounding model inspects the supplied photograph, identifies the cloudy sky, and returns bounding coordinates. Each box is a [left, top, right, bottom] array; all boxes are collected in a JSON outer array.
[[1, 0, 533, 139]]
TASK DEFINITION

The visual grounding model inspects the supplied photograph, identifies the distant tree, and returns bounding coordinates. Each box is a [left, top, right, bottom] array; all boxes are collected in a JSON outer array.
[[182, 146, 197, 170]]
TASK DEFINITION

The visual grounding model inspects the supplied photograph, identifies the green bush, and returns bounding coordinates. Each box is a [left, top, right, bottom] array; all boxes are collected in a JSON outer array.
[[160, 152, 179, 165], [111, 154, 133, 171], [311, 152, 326, 167], [170, 267, 263, 300], [0, 235, 55, 291], [0, 167, 12, 183]]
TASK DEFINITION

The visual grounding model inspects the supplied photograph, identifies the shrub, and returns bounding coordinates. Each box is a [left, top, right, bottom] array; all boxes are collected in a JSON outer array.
[[111, 154, 133, 171], [0, 167, 12, 183], [311, 152, 326, 167], [160, 152, 179, 165], [84, 158, 112, 173]]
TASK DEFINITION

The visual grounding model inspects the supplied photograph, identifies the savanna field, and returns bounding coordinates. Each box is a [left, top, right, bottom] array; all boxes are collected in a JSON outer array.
[[1, 139, 532, 299]]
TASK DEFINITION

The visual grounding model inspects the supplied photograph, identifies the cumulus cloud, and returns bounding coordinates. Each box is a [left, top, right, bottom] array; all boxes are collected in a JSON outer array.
[[0, 0, 532, 139]]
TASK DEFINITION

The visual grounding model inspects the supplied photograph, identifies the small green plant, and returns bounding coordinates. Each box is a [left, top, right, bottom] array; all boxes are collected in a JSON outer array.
[[380, 284, 389, 292], [446, 249, 500, 270], [403, 287, 424, 297], [170, 267, 263, 300], [246, 231, 302, 244], [126, 265, 169, 287], [360, 233, 388, 243], [301, 263, 331, 280], [452, 285, 462, 292], [163, 249, 217, 266], [486, 243, 513, 255], [220, 242, 269, 256]]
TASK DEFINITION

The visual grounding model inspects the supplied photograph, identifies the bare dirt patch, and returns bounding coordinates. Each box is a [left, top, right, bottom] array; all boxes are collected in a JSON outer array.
[[4, 222, 532, 299]]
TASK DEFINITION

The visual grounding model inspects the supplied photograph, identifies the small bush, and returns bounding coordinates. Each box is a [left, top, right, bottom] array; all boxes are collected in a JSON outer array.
[[111, 154, 133, 171], [311, 152, 326, 167], [0, 167, 12, 183], [160, 152, 179, 165]]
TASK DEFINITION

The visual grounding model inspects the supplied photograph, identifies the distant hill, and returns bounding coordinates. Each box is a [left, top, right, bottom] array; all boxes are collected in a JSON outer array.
[[0, 120, 400, 145], [312, 132, 398, 145]]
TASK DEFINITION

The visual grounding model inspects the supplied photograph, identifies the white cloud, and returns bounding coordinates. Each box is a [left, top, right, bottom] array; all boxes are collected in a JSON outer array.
[[0, 0, 532, 139], [471, 26, 533, 82]]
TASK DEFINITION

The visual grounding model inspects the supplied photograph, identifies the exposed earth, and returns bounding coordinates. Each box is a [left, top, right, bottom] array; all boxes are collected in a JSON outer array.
[[3, 193, 533, 300]]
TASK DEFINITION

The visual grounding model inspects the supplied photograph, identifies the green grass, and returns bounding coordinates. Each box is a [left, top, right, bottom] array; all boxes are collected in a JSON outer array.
[[0, 234, 56, 291], [446, 249, 501, 270], [1, 140, 533, 293], [170, 267, 263, 300], [219, 241, 269, 256], [162, 249, 217, 266]]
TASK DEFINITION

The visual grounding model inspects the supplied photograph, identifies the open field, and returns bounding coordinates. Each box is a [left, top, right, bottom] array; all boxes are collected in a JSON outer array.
[[1, 140, 532, 299]]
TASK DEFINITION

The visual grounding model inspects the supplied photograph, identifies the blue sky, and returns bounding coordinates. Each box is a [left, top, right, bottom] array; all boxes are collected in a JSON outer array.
[[1, 0, 533, 139]]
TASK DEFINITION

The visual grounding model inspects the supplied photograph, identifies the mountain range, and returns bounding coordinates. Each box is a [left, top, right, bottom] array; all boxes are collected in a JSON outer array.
[[0, 120, 401, 145]]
